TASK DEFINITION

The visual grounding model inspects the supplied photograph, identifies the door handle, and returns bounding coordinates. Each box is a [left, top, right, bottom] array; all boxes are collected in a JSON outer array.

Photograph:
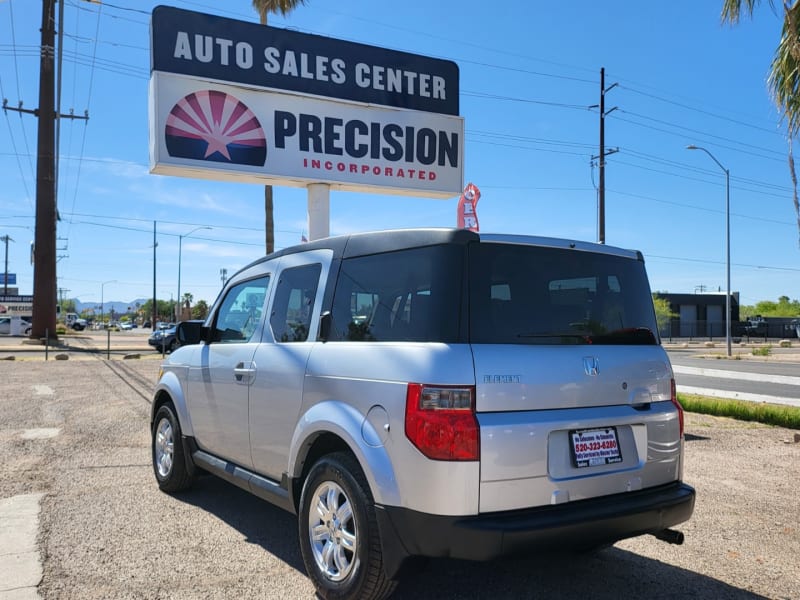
[[234, 361, 256, 383]]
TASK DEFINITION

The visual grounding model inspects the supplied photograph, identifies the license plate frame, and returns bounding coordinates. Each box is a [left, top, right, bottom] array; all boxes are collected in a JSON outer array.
[[570, 427, 623, 468]]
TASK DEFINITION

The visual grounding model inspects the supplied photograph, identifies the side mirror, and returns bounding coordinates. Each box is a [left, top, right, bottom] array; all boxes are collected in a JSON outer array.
[[319, 311, 332, 342], [176, 320, 206, 346]]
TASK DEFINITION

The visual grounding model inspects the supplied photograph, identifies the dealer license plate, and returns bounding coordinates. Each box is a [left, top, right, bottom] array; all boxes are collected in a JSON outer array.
[[570, 427, 622, 468]]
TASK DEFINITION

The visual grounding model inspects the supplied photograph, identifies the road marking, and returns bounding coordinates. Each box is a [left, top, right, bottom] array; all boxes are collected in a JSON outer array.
[[31, 386, 53, 397], [20, 429, 61, 440], [673, 365, 800, 386], [677, 385, 800, 408], [0, 493, 44, 598]]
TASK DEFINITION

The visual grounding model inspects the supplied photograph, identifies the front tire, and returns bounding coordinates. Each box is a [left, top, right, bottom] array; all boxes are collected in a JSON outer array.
[[152, 403, 195, 492], [298, 452, 396, 600]]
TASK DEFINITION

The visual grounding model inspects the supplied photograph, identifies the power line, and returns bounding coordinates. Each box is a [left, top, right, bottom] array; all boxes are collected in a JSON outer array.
[[607, 188, 797, 227], [617, 109, 784, 158], [645, 253, 800, 273], [618, 84, 784, 137], [609, 157, 793, 200]]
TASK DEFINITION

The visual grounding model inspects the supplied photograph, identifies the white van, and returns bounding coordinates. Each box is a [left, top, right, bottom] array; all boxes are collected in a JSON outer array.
[[0, 316, 32, 336]]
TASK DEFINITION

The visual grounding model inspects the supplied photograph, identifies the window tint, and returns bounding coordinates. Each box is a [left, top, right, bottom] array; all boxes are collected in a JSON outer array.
[[213, 276, 269, 343], [330, 245, 463, 342], [469, 244, 658, 345], [270, 264, 322, 342]]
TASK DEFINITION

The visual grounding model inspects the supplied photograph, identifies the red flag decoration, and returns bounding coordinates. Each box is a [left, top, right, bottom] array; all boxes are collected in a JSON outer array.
[[457, 182, 481, 231]]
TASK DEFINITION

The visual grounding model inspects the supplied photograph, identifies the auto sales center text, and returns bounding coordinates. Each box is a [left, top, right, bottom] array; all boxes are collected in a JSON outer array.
[[172, 33, 458, 182]]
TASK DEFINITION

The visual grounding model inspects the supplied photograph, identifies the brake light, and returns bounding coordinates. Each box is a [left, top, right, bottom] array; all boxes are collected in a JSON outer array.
[[670, 378, 684, 438], [405, 384, 479, 461]]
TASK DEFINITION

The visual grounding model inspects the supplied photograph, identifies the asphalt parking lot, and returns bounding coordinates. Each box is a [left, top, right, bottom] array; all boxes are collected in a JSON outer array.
[[0, 354, 798, 599]]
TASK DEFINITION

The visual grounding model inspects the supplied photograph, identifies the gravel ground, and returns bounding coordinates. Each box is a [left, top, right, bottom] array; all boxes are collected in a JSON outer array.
[[0, 358, 798, 599]]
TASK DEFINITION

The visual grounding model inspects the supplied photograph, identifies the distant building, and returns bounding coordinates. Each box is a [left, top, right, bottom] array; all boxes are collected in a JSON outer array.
[[656, 292, 799, 339], [656, 292, 740, 339]]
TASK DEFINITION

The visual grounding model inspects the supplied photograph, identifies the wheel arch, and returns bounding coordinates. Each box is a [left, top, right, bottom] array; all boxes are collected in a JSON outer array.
[[150, 370, 194, 437], [288, 400, 401, 512]]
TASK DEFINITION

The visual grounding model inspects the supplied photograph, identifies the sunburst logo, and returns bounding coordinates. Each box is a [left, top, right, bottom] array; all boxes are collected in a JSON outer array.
[[165, 90, 266, 166]]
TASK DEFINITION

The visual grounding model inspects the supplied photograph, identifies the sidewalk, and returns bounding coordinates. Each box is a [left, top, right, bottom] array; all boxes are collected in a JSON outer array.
[[0, 331, 154, 357], [664, 340, 800, 363]]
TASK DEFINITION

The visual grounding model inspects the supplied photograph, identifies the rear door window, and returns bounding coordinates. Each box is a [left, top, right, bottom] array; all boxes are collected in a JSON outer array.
[[469, 243, 658, 345]]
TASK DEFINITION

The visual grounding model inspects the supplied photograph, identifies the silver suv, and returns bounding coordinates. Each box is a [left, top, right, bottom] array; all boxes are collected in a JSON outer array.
[[151, 228, 694, 600]]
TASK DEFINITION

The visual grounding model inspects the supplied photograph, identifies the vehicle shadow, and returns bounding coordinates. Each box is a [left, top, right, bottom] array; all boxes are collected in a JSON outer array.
[[392, 549, 766, 599], [174, 475, 764, 600], [174, 474, 306, 574]]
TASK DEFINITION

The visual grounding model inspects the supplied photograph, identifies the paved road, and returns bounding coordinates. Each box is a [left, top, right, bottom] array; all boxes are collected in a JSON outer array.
[[668, 351, 800, 406], [1, 357, 798, 599]]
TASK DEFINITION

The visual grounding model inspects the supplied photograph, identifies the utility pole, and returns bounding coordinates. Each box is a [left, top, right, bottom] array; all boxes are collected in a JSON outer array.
[[1, 235, 12, 296], [4, 0, 89, 340], [152, 221, 157, 329], [31, 0, 58, 341], [593, 68, 618, 244], [58, 287, 70, 315]]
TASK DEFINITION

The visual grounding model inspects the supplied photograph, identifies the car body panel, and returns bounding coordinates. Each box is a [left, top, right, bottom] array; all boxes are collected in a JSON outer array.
[[472, 345, 672, 413], [152, 356, 195, 437], [303, 342, 480, 515], [185, 341, 258, 468], [249, 250, 331, 480], [477, 402, 681, 512]]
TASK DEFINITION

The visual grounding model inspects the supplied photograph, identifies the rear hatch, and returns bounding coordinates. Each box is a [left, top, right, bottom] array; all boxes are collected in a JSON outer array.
[[468, 239, 682, 513]]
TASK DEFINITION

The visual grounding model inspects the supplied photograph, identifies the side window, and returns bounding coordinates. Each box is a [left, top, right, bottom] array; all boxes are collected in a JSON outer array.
[[270, 264, 322, 343], [329, 245, 462, 342], [213, 276, 269, 343]]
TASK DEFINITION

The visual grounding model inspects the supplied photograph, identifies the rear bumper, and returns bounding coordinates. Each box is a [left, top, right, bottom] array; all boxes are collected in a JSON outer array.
[[375, 481, 695, 577]]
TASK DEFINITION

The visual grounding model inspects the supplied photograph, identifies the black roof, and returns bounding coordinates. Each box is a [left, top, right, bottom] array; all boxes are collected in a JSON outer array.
[[245, 228, 479, 271]]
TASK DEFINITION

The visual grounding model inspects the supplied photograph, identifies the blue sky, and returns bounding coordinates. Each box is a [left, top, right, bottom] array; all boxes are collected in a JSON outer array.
[[1, 0, 799, 310]]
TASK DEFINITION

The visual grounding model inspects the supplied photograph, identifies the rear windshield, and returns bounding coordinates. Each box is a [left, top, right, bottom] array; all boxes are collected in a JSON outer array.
[[468, 243, 658, 345]]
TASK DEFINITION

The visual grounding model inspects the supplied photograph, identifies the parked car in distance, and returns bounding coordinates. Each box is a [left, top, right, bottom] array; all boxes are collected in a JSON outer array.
[[64, 312, 87, 331], [148, 324, 177, 352], [0, 316, 32, 336], [743, 316, 768, 338], [150, 228, 695, 600], [118, 321, 133, 330]]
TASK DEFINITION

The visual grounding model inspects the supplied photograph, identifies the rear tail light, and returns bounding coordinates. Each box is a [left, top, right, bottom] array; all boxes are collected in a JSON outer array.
[[670, 378, 684, 438], [405, 384, 479, 461]]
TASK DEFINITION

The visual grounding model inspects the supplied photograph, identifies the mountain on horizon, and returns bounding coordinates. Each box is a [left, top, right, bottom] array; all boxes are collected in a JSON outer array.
[[72, 298, 150, 316]]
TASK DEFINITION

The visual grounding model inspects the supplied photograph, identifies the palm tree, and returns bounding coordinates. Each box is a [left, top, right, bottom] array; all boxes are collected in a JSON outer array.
[[252, 0, 308, 254], [721, 1, 800, 241]]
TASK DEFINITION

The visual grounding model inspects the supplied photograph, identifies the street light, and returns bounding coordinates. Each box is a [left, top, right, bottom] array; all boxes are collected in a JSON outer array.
[[101, 280, 117, 328], [686, 145, 731, 357], [177, 226, 211, 322]]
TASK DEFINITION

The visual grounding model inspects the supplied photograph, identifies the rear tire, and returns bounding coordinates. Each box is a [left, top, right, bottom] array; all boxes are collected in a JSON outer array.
[[152, 403, 195, 492], [298, 452, 396, 600]]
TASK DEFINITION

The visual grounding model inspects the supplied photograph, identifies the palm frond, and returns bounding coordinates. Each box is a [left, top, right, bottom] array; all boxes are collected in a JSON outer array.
[[768, 4, 800, 135], [252, 0, 307, 19], [721, 0, 774, 23]]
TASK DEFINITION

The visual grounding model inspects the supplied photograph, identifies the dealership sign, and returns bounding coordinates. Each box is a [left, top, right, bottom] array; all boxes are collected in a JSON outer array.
[[149, 6, 464, 198]]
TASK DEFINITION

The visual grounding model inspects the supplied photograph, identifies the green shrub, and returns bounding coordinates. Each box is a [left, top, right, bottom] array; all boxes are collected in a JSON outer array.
[[751, 345, 771, 356], [679, 393, 800, 429]]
